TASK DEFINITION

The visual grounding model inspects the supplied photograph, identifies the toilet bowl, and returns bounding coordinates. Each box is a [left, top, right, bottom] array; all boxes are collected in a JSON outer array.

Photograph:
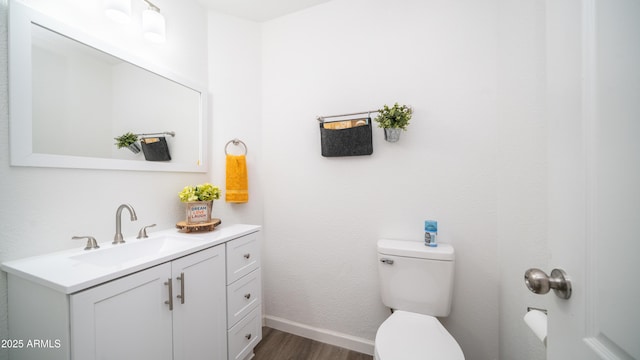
[[374, 311, 464, 360], [376, 239, 464, 359]]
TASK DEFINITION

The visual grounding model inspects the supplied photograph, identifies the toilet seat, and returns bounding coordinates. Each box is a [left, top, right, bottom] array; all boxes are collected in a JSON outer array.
[[374, 311, 464, 360]]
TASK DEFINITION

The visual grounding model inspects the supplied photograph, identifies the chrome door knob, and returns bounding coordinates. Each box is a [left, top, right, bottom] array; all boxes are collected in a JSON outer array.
[[524, 268, 572, 299]]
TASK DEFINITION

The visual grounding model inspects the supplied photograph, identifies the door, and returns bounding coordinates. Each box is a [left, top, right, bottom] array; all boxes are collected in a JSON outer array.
[[545, 0, 640, 358], [70, 262, 173, 360], [172, 245, 227, 360]]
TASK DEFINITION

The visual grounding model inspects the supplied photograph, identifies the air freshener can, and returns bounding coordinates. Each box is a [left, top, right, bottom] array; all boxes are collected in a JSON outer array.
[[424, 220, 438, 247]]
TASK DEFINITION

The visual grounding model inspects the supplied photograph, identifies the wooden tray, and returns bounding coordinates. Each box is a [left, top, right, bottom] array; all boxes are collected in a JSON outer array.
[[176, 218, 221, 233]]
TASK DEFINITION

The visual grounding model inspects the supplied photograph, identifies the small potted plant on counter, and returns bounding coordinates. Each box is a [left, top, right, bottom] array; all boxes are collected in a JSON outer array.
[[374, 103, 413, 142], [179, 183, 221, 224], [114, 132, 141, 153]]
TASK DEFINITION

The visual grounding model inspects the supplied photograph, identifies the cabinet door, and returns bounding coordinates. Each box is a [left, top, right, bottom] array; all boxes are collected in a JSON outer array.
[[172, 245, 227, 360], [70, 262, 173, 360]]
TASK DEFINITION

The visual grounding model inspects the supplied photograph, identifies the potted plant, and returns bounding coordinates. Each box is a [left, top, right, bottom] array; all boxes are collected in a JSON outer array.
[[114, 132, 141, 153], [179, 183, 221, 224], [374, 103, 413, 142]]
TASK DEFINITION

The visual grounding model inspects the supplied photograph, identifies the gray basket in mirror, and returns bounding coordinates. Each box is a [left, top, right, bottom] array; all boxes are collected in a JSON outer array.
[[141, 137, 171, 161]]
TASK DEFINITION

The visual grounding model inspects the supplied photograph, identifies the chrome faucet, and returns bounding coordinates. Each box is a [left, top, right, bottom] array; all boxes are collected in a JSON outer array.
[[72, 236, 100, 250], [113, 204, 138, 244]]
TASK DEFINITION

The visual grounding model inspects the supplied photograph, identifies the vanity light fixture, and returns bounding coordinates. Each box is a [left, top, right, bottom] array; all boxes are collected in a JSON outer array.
[[142, 1, 166, 43], [104, 0, 132, 23], [104, 0, 166, 43]]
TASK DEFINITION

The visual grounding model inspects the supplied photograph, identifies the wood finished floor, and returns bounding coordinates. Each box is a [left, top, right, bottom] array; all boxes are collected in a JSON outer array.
[[254, 327, 373, 360]]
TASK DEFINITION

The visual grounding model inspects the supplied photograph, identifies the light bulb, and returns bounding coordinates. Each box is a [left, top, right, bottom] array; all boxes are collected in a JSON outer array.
[[143, 8, 166, 43], [104, 0, 132, 23]]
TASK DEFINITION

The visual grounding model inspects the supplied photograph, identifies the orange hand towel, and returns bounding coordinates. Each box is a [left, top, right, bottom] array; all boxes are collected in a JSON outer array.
[[225, 154, 248, 203]]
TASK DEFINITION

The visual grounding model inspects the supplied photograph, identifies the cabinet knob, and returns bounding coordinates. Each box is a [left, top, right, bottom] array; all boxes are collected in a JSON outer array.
[[243, 253, 251, 259], [245, 333, 252, 340], [244, 293, 251, 300]]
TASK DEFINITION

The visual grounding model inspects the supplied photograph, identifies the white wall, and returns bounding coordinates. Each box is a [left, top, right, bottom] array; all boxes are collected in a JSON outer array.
[[207, 12, 263, 227], [0, 1, 210, 359], [496, 1, 548, 359], [261, 0, 501, 358]]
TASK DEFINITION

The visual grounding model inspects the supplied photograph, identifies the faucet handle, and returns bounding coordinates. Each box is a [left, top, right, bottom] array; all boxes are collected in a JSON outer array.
[[72, 236, 100, 250], [137, 224, 157, 239]]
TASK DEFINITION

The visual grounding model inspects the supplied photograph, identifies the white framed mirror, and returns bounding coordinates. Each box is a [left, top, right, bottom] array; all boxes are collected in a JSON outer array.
[[9, 1, 208, 172]]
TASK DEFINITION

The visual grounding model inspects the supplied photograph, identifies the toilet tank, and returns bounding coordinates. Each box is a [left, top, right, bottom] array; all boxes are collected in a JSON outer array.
[[377, 239, 455, 317]]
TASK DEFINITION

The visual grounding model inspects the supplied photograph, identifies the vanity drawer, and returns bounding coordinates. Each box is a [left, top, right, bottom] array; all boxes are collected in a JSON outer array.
[[226, 232, 260, 284], [228, 307, 262, 360], [227, 269, 261, 328]]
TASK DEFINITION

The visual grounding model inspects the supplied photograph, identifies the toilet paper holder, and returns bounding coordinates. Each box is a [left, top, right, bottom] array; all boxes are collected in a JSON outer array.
[[524, 307, 548, 346], [527, 307, 547, 315]]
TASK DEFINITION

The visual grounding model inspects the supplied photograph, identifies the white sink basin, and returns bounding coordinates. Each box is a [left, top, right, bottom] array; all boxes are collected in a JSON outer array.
[[1, 224, 261, 294], [70, 235, 201, 267]]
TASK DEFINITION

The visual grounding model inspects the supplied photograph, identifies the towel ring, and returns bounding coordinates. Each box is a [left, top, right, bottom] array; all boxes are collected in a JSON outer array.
[[225, 138, 248, 155]]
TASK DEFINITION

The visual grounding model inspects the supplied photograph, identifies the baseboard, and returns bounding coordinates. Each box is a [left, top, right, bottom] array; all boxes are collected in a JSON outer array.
[[263, 315, 375, 356]]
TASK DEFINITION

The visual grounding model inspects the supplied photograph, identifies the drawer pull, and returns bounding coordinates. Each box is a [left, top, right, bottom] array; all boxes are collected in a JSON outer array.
[[243, 253, 251, 259], [245, 333, 252, 340], [244, 293, 251, 300]]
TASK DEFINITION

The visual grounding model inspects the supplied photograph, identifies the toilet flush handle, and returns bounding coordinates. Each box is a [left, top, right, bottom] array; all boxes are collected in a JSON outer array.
[[380, 258, 394, 265]]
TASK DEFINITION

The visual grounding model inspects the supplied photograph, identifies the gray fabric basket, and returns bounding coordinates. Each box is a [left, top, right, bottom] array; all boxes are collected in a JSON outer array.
[[319, 120, 373, 157], [141, 137, 172, 161]]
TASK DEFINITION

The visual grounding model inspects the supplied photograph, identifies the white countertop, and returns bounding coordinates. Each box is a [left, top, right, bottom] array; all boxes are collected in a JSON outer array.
[[1, 223, 260, 294]]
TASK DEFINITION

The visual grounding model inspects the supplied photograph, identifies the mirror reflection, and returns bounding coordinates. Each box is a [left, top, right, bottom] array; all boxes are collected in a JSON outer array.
[[9, 0, 207, 173], [31, 23, 201, 165]]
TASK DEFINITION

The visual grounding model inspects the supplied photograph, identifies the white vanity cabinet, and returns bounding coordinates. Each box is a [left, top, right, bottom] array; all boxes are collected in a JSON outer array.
[[3, 225, 261, 360], [70, 262, 175, 360], [172, 247, 228, 360], [225, 232, 262, 360], [70, 245, 227, 360]]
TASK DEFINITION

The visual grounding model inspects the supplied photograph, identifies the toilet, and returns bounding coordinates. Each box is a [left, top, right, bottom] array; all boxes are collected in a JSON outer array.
[[375, 239, 465, 360]]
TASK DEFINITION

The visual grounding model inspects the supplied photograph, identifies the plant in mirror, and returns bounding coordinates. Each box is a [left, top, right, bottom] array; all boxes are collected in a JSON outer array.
[[114, 132, 141, 154], [8, 0, 207, 172]]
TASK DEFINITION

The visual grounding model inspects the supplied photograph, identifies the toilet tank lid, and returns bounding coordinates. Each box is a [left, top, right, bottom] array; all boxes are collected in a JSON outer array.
[[378, 239, 455, 261]]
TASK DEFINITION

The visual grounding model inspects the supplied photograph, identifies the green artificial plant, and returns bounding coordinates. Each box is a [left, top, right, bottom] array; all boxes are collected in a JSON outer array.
[[374, 103, 413, 130], [179, 183, 221, 202], [114, 132, 139, 149]]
